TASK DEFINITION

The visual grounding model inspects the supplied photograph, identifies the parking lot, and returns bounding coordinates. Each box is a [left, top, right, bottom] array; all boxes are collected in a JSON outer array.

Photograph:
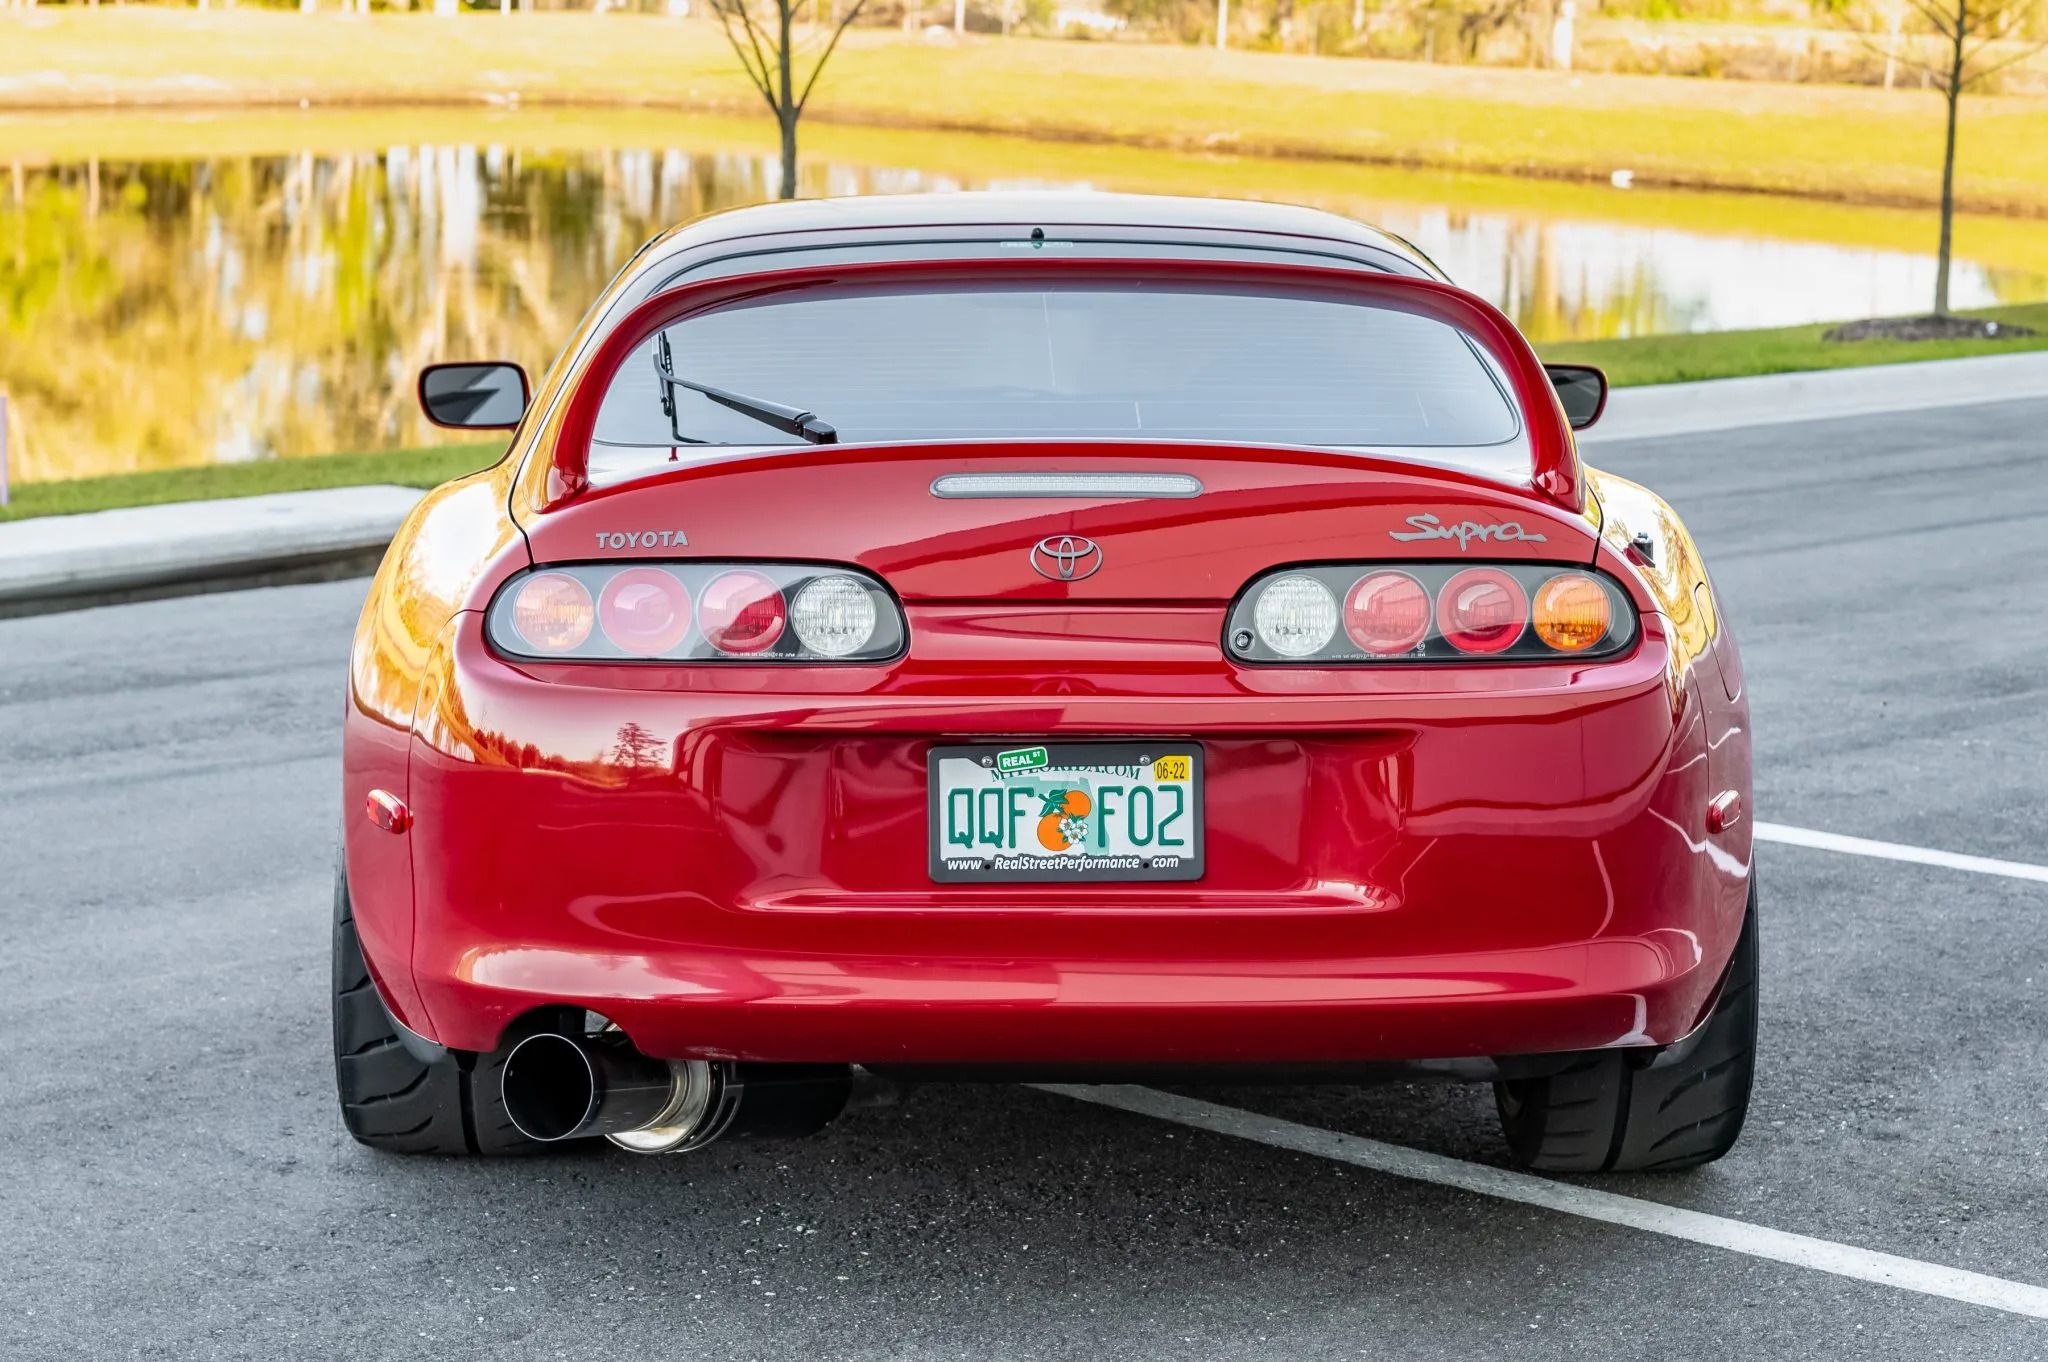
[[3, 398, 2045, 1360]]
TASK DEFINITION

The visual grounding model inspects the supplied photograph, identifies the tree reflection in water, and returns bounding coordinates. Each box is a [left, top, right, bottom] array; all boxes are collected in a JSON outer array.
[[2, 138, 2038, 483], [1, 145, 809, 482]]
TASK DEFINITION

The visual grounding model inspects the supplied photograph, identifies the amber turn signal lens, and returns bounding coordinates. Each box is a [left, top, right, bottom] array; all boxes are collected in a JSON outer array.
[[511, 572, 595, 653], [1533, 572, 1612, 652]]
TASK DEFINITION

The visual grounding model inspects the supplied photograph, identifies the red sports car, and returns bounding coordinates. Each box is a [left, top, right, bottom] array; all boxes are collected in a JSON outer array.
[[336, 193, 1755, 1172]]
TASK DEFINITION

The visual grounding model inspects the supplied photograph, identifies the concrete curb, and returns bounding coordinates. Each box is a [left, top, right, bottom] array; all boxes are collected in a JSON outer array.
[[0, 486, 426, 618], [1580, 350, 2048, 444]]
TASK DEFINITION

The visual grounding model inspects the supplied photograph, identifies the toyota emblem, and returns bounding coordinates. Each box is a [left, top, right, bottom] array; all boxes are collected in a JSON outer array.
[[1029, 535, 1103, 582]]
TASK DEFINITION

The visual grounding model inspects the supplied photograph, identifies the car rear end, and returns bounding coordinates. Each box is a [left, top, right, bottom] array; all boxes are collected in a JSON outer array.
[[379, 251, 1749, 1073]]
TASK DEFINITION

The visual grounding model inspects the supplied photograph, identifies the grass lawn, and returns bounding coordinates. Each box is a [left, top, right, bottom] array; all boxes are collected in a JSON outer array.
[[1547, 302, 2048, 385], [5, 302, 2044, 523], [4, 11, 2048, 215], [0, 444, 503, 524]]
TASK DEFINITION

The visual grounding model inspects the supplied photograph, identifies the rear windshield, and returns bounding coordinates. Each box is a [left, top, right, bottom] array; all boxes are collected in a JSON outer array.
[[593, 282, 1520, 454]]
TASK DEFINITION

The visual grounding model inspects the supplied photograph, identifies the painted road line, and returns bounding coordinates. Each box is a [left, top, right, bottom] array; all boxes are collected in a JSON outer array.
[[1758, 822, 2048, 885], [1037, 1084, 2048, 1322]]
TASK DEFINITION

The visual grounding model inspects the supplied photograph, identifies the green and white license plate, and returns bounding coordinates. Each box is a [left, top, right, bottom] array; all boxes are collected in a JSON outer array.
[[927, 742, 1204, 882]]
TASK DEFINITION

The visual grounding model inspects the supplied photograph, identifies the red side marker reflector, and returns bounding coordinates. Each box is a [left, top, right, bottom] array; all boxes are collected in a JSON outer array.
[[1707, 791, 1743, 834], [366, 789, 412, 835]]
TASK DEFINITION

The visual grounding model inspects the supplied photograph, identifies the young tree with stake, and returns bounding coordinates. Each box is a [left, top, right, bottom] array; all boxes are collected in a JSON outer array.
[[1851, 0, 2046, 316], [705, 0, 872, 201]]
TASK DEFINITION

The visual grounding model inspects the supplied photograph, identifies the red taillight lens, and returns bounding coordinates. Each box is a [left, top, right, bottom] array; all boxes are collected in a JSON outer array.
[[510, 572, 594, 654], [598, 567, 692, 656], [699, 570, 787, 655], [1436, 568, 1528, 654], [1344, 571, 1430, 655]]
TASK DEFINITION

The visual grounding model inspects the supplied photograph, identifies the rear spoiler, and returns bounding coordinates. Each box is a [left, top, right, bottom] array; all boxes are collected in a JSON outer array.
[[534, 258, 1582, 513]]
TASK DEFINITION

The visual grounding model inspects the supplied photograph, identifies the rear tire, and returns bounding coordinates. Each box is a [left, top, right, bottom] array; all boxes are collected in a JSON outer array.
[[332, 863, 555, 1156], [1494, 884, 1758, 1173]]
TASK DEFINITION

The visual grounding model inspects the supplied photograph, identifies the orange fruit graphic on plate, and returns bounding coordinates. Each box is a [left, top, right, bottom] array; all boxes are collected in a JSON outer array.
[[1035, 788, 1093, 851]]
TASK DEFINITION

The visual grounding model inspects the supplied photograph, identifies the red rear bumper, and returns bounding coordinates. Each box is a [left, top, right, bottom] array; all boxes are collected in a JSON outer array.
[[348, 607, 1751, 1064]]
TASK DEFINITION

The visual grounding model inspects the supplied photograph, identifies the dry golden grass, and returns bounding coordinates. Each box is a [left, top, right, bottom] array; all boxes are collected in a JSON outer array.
[[4, 10, 2048, 213]]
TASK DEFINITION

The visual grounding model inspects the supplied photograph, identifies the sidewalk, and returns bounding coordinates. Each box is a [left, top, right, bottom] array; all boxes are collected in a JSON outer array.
[[2, 351, 2046, 616], [0, 485, 424, 617], [1579, 349, 2048, 444]]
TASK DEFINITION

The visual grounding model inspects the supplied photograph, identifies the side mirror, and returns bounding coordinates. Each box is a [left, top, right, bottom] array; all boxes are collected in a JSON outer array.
[[419, 361, 530, 430], [1544, 363, 1608, 431]]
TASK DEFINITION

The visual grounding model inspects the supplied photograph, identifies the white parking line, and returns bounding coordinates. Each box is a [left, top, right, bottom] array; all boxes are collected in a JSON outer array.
[[1037, 1084, 2048, 1322], [1757, 822, 2048, 884]]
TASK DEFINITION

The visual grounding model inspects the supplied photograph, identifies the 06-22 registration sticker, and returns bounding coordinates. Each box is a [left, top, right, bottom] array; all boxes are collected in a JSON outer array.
[[926, 742, 1204, 883]]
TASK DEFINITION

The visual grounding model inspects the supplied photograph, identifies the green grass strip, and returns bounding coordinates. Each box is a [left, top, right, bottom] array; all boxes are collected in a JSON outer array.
[[1546, 304, 2048, 386], [0, 444, 504, 524]]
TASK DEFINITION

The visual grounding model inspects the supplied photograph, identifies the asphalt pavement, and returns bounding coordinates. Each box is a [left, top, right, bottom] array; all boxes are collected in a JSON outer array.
[[3, 399, 2045, 1360]]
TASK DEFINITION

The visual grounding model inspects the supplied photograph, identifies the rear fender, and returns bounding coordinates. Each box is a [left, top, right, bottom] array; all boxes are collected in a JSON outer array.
[[342, 463, 529, 1033], [1587, 465, 1753, 963]]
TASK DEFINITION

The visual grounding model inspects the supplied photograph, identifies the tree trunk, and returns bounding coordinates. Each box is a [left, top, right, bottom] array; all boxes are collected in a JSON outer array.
[[778, 1, 799, 200], [779, 108, 799, 200], [1934, 0, 1964, 317]]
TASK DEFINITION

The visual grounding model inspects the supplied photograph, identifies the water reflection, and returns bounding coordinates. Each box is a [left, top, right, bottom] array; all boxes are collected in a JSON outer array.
[[2, 134, 2040, 482]]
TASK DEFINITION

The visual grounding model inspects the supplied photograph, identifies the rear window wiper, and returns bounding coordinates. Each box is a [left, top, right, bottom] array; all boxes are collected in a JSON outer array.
[[653, 333, 838, 445]]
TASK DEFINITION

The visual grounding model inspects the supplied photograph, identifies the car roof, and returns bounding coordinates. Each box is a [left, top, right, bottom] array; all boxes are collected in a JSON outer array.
[[631, 191, 1444, 281]]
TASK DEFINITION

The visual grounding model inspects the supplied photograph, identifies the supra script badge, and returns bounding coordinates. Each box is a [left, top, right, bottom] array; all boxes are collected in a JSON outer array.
[[1388, 513, 1547, 552]]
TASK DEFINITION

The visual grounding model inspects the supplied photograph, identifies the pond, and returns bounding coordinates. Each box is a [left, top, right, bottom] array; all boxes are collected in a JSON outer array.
[[3, 108, 2043, 483]]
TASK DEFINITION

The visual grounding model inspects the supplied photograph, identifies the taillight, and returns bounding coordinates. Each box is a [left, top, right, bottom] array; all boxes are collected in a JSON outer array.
[[1532, 572, 1613, 652], [1344, 571, 1430, 655], [487, 563, 904, 663], [699, 570, 786, 655], [1437, 568, 1528, 655], [1251, 574, 1339, 658], [597, 567, 692, 656], [1228, 564, 1636, 664], [510, 572, 595, 654], [790, 574, 881, 658]]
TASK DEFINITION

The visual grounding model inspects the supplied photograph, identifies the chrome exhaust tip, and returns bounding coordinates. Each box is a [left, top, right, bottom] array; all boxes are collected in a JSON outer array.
[[500, 1030, 856, 1155]]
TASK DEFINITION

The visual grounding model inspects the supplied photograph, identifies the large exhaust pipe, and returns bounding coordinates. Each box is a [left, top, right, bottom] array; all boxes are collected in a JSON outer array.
[[501, 1031, 858, 1154]]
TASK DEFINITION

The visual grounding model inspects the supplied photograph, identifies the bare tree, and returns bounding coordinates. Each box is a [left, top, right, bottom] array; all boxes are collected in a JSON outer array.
[[1852, 0, 2046, 314], [705, 0, 871, 201]]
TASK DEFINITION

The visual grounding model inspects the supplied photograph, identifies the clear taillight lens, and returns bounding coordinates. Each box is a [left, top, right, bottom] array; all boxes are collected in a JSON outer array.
[[790, 574, 881, 658], [488, 563, 904, 663], [1252, 574, 1339, 658], [1229, 564, 1636, 664]]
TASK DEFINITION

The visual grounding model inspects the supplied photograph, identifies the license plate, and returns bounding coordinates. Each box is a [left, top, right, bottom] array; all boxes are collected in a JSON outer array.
[[927, 742, 1203, 882]]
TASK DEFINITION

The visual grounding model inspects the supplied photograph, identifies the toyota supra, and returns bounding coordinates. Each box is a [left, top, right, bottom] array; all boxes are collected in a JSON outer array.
[[335, 193, 1755, 1172]]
